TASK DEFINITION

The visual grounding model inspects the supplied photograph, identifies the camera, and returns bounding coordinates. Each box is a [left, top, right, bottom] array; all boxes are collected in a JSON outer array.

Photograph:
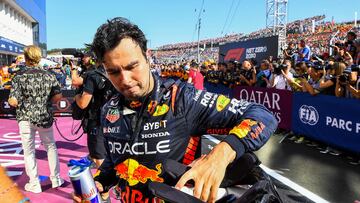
[[338, 74, 349, 83], [339, 65, 360, 84], [335, 42, 344, 47], [273, 63, 287, 75], [293, 73, 308, 79], [351, 64, 360, 73], [324, 63, 334, 70]]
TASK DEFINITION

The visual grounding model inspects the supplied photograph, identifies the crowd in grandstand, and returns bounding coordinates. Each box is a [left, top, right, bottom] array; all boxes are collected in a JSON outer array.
[[1, 14, 358, 92]]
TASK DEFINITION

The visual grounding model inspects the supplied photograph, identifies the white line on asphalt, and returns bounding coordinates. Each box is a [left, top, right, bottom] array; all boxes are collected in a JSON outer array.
[[204, 134, 330, 203], [260, 164, 330, 203]]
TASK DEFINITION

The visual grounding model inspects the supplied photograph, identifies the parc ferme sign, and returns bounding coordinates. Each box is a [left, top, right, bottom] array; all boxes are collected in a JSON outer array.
[[292, 92, 360, 153], [233, 86, 293, 130]]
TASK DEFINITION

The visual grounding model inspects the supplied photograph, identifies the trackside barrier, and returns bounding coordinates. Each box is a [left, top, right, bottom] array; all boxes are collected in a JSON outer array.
[[1, 85, 359, 153], [291, 92, 360, 153]]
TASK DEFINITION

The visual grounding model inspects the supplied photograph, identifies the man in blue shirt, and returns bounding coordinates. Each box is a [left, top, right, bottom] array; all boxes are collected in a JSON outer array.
[[298, 40, 311, 62]]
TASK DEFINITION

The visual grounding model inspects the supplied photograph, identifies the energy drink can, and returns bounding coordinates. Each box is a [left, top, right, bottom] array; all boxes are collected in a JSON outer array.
[[69, 165, 102, 203]]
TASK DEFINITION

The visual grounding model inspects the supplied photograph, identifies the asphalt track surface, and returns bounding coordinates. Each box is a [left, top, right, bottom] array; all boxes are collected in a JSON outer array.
[[1, 117, 359, 202]]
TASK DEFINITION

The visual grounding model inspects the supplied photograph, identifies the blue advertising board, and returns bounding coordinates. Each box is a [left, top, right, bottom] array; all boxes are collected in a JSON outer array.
[[292, 92, 360, 153], [0, 36, 25, 54]]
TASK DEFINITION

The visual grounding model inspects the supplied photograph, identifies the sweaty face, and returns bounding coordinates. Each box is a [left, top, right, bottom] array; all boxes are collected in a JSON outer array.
[[103, 38, 151, 100]]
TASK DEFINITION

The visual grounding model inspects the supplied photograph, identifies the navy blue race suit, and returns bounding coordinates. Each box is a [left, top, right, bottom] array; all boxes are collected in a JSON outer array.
[[94, 73, 278, 203]]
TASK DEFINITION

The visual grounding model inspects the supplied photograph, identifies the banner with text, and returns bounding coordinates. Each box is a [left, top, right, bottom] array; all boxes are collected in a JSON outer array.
[[0, 90, 75, 117], [292, 92, 360, 153], [218, 35, 278, 63], [233, 86, 293, 129], [0, 36, 25, 54]]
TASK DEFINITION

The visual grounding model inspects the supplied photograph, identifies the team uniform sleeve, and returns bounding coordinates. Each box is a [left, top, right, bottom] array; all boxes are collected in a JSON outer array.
[[93, 102, 118, 192], [180, 84, 278, 161]]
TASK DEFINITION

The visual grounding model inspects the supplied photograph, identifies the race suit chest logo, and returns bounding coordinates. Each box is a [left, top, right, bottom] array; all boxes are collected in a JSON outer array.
[[143, 120, 167, 131], [228, 98, 250, 115], [115, 158, 164, 186], [216, 95, 231, 112], [106, 108, 120, 123], [200, 92, 218, 108], [108, 140, 170, 155], [103, 126, 120, 134], [152, 104, 169, 116]]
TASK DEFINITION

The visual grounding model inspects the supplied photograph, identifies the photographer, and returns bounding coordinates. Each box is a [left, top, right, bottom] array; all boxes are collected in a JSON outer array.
[[255, 59, 271, 87], [71, 52, 95, 88], [355, 39, 360, 65], [73, 51, 115, 169], [345, 31, 357, 60], [319, 62, 346, 96], [334, 44, 354, 65], [238, 59, 256, 86], [300, 62, 324, 95], [290, 62, 308, 91], [74, 61, 115, 168], [335, 64, 360, 98], [222, 60, 236, 87], [269, 60, 293, 90], [283, 42, 297, 63]]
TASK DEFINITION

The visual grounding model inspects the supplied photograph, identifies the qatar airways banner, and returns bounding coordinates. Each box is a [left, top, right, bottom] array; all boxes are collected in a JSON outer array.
[[233, 86, 293, 130], [219, 35, 278, 63]]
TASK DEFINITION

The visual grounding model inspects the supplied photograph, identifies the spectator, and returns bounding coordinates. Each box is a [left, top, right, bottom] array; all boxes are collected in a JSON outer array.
[[297, 39, 311, 62], [255, 60, 271, 87], [345, 31, 358, 59], [320, 62, 346, 95], [300, 62, 323, 95], [269, 60, 293, 90], [354, 39, 360, 65], [336, 64, 360, 98], [283, 42, 297, 63], [0, 66, 12, 88], [187, 61, 204, 90], [289, 62, 307, 91], [7, 45, 64, 193], [239, 59, 256, 86]]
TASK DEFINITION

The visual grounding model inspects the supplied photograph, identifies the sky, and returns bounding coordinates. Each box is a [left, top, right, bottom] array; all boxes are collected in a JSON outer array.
[[46, 0, 360, 50]]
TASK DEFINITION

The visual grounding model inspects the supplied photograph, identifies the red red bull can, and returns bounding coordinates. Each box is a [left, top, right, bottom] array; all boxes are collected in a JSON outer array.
[[69, 166, 102, 203]]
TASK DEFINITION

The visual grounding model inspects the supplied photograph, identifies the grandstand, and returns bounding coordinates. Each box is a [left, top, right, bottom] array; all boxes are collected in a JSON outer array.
[[153, 15, 358, 63]]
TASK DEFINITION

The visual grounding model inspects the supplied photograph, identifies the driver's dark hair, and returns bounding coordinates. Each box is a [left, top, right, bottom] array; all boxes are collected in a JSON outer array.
[[91, 17, 147, 62]]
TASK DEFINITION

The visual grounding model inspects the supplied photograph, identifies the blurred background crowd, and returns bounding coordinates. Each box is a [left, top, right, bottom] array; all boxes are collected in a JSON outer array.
[[1, 14, 359, 101]]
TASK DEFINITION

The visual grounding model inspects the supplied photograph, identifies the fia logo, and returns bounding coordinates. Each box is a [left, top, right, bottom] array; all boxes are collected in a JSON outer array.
[[299, 105, 319, 125]]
